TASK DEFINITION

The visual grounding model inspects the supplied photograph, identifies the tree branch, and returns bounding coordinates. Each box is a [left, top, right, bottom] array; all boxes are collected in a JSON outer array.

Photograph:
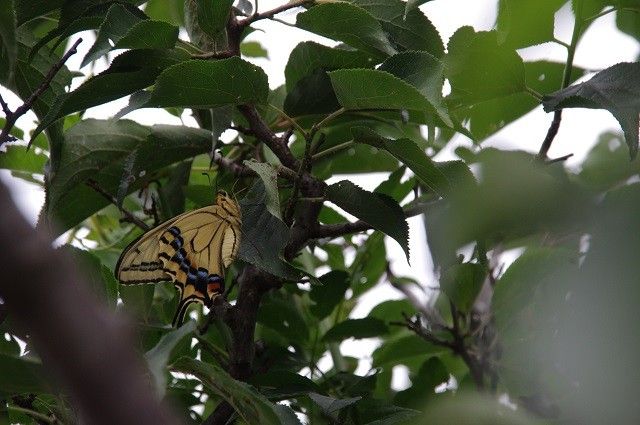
[[85, 179, 151, 232], [0, 180, 181, 425], [0, 38, 82, 147], [239, 0, 314, 27]]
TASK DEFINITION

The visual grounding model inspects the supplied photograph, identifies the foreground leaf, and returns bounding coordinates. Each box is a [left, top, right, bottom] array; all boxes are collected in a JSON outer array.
[[542, 62, 640, 158], [172, 357, 291, 425]]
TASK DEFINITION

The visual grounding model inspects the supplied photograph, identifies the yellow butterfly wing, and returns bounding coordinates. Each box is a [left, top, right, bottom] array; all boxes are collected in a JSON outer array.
[[116, 192, 241, 326]]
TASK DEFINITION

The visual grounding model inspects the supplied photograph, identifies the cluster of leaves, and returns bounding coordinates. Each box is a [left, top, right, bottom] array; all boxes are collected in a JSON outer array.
[[1, 0, 640, 424]]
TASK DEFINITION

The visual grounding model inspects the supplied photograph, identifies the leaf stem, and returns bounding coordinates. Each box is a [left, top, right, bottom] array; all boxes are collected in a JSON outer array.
[[267, 104, 307, 138], [311, 139, 354, 161], [7, 405, 58, 424]]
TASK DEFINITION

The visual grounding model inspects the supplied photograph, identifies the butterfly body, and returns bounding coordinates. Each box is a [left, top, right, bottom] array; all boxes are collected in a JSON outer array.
[[116, 192, 241, 326]]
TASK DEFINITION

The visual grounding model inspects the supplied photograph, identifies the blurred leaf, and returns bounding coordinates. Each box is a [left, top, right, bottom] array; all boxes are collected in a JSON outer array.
[[330, 69, 452, 126], [357, 397, 421, 424], [81, 4, 144, 66], [422, 393, 538, 424], [394, 357, 448, 408], [296, 3, 396, 59], [0, 354, 47, 395], [350, 231, 387, 295], [349, 0, 444, 57], [440, 263, 486, 313], [145, 321, 196, 398], [496, 0, 565, 49], [373, 334, 446, 367], [367, 299, 417, 326], [0, 145, 47, 174], [326, 180, 409, 260], [543, 62, 640, 158], [172, 356, 288, 425], [578, 132, 640, 191], [0, 0, 17, 82], [15, 0, 63, 26], [309, 270, 350, 320], [243, 160, 281, 219], [285, 41, 372, 91], [308, 392, 361, 416], [446, 27, 525, 108], [459, 61, 586, 141], [241, 41, 268, 58], [322, 318, 389, 342], [195, 0, 233, 39], [145, 57, 269, 108], [250, 369, 321, 398]]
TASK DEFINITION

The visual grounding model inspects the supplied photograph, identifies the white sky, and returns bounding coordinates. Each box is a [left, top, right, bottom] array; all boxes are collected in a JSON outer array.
[[1, 0, 638, 382]]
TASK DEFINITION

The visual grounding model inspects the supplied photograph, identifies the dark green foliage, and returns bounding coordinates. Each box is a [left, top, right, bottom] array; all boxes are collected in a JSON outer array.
[[2, 1, 640, 424]]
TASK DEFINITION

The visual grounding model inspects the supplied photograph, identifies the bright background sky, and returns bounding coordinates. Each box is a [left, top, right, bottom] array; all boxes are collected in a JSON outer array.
[[1, 0, 638, 386]]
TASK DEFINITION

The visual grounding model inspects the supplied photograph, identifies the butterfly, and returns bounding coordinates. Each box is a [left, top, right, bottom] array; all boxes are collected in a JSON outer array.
[[116, 191, 241, 327]]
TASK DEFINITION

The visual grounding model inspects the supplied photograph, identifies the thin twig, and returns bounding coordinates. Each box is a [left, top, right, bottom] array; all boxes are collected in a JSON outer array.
[[85, 179, 150, 231], [238, 0, 313, 27], [0, 38, 83, 147], [547, 153, 573, 164], [537, 4, 582, 160]]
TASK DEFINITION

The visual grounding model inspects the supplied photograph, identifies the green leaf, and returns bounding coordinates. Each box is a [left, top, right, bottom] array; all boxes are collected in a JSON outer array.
[[45, 120, 217, 233], [0, 0, 17, 82], [296, 3, 396, 59], [351, 127, 452, 197], [63, 247, 118, 307], [241, 40, 268, 58], [114, 20, 179, 49], [285, 41, 372, 91], [0, 353, 47, 396], [145, 0, 184, 26], [446, 27, 526, 107], [326, 180, 410, 260], [459, 61, 586, 141], [309, 270, 350, 320], [330, 69, 452, 126], [348, 0, 444, 57], [81, 4, 144, 66], [322, 318, 389, 342], [542, 62, 640, 158], [15, 0, 64, 26], [440, 263, 486, 313], [372, 334, 446, 367], [146, 57, 269, 108], [145, 321, 196, 398], [357, 397, 421, 425], [378, 51, 448, 121], [238, 180, 302, 281], [404, 0, 433, 17], [196, 0, 233, 39], [34, 49, 188, 137], [394, 357, 448, 408], [496, 0, 565, 49], [367, 299, 417, 326], [258, 292, 309, 343], [284, 68, 340, 117], [172, 357, 285, 425], [0, 145, 47, 174], [308, 392, 361, 415], [579, 132, 640, 191], [251, 369, 320, 398], [243, 160, 281, 219]]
